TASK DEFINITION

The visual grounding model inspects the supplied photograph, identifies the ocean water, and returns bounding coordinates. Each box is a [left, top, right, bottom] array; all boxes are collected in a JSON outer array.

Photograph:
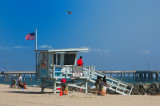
[[0, 75, 41, 86]]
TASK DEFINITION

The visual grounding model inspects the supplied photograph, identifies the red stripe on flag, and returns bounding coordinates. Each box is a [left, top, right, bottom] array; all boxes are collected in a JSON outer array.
[[25, 33, 35, 40]]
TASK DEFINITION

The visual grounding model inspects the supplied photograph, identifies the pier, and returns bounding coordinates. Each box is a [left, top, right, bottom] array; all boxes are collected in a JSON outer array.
[[99, 70, 160, 82], [1, 70, 160, 82], [0, 71, 35, 82]]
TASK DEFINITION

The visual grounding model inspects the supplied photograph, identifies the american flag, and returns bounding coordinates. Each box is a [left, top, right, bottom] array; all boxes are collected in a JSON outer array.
[[25, 32, 35, 40]]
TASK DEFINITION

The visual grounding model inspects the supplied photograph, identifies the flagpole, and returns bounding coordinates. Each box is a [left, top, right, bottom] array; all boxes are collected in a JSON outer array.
[[35, 28, 37, 50], [35, 28, 38, 80]]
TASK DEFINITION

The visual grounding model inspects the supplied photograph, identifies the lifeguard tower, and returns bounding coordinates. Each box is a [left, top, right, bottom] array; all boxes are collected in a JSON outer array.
[[35, 48, 134, 95]]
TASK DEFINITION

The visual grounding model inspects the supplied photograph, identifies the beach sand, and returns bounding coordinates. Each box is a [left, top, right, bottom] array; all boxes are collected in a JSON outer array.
[[0, 84, 160, 106]]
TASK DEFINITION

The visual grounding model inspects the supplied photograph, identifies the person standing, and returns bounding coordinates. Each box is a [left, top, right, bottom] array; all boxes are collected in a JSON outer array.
[[77, 56, 84, 66], [18, 74, 22, 82], [16, 74, 22, 87]]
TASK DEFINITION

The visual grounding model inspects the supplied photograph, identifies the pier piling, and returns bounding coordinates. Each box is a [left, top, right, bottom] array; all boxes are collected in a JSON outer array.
[[151, 73, 153, 81], [156, 73, 158, 81], [3, 74, 5, 82], [144, 73, 146, 82], [31, 74, 32, 82], [117, 73, 119, 79], [121, 73, 122, 80], [24, 74, 25, 82]]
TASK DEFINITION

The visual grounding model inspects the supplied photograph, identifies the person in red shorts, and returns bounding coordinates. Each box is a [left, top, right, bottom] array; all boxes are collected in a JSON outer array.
[[77, 56, 84, 66]]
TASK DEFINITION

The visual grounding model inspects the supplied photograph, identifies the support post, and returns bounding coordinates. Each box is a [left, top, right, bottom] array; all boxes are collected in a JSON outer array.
[[16, 74, 18, 79], [135, 73, 137, 81], [144, 73, 146, 82], [121, 73, 122, 80], [9, 74, 10, 81], [151, 73, 153, 81], [139, 74, 142, 82], [3, 74, 5, 82], [41, 82, 44, 93], [85, 81, 88, 93], [31, 74, 32, 82], [148, 73, 150, 81], [54, 82, 56, 94], [24, 74, 25, 82], [6, 74, 8, 82], [156, 73, 158, 81]]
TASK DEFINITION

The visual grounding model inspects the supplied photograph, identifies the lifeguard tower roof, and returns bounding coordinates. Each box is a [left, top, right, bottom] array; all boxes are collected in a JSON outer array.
[[35, 48, 89, 53]]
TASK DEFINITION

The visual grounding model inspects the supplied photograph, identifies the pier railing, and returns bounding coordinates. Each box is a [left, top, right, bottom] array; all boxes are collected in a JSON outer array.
[[0, 71, 35, 82]]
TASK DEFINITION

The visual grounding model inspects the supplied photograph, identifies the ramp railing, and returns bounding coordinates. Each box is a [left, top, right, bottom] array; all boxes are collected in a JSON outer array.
[[90, 71, 133, 95]]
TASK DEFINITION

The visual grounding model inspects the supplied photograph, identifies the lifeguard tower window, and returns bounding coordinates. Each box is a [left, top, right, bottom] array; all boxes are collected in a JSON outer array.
[[57, 54, 61, 65], [52, 54, 56, 65], [64, 54, 76, 65]]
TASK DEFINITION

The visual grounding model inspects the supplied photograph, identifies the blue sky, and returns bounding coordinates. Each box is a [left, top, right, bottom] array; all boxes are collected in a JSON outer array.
[[0, 0, 160, 71]]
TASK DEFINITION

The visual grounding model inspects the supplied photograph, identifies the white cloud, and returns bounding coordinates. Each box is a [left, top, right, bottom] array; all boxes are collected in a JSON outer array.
[[12, 46, 30, 49], [142, 50, 150, 54], [0, 46, 30, 50], [39, 45, 53, 49]]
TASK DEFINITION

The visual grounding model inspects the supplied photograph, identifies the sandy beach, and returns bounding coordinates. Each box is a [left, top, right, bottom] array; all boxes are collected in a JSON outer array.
[[0, 84, 160, 106]]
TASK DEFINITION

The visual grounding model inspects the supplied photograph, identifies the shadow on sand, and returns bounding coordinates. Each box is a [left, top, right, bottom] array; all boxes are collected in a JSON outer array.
[[4, 91, 57, 94]]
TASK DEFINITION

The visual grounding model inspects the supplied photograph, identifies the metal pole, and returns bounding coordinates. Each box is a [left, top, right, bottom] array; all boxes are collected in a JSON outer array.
[[35, 28, 37, 50], [35, 28, 38, 80]]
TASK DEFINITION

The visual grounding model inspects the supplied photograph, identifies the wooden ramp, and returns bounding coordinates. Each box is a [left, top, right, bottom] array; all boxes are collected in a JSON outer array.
[[89, 71, 134, 95]]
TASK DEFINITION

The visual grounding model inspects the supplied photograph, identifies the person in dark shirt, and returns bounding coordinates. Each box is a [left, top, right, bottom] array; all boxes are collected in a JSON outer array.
[[95, 76, 102, 94], [77, 56, 84, 66], [103, 75, 109, 87]]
